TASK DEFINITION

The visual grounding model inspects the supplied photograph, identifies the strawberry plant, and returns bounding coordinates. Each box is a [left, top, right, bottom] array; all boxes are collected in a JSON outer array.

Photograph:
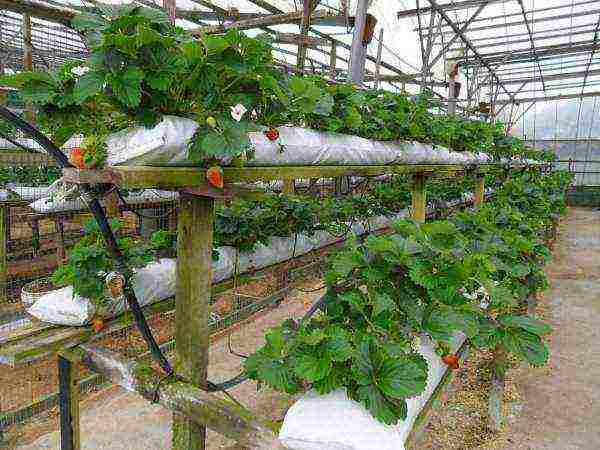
[[245, 169, 573, 425]]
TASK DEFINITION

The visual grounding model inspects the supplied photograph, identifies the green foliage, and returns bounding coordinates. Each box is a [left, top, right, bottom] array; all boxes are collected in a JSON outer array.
[[51, 218, 170, 305], [246, 169, 573, 425], [2, 7, 536, 164]]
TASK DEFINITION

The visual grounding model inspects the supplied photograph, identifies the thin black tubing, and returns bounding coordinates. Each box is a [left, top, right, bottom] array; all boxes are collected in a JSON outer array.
[[0, 106, 173, 376]]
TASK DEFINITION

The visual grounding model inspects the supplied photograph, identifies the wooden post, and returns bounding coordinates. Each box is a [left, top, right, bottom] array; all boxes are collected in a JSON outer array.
[[296, 0, 313, 72], [173, 193, 214, 450], [0, 206, 6, 304], [411, 173, 426, 223], [329, 42, 337, 79], [374, 28, 384, 89], [22, 13, 35, 123], [349, 0, 369, 84], [55, 218, 66, 263], [58, 350, 82, 450], [104, 190, 121, 219], [474, 174, 485, 206], [282, 179, 294, 194]]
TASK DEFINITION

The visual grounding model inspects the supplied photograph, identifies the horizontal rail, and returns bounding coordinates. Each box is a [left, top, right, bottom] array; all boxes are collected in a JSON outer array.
[[76, 344, 286, 450]]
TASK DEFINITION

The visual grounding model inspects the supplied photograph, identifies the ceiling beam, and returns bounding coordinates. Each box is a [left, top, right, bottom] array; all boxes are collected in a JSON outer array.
[[425, 0, 510, 97], [397, 0, 504, 19], [482, 68, 600, 87], [495, 90, 600, 105]]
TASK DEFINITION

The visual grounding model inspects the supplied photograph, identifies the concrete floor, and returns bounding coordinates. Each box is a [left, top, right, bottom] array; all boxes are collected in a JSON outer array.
[[13, 207, 600, 450], [495, 207, 600, 450]]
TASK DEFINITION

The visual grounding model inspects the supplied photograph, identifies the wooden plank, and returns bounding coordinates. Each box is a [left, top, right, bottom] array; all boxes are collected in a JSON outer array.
[[0, 205, 6, 304], [58, 349, 82, 450], [0, 152, 55, 167], [63, 164, 487, 189], [78, 344, 285, 449], [173, 193, 214, 450], [474, 175, 485, 206], [411, 173, 426, 222]]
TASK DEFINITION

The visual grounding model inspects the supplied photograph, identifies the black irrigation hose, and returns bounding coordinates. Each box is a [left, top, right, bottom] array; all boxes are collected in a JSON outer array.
[[0, 106, 173, 376]]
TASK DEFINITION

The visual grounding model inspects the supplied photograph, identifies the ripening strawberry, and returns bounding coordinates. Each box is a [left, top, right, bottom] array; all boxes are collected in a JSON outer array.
[[206, 166, 224, 189], [91, 317, 105, 333], [442, 354, 460, 370], [265, 128, 279, 141], [69, 147, 86, 169]]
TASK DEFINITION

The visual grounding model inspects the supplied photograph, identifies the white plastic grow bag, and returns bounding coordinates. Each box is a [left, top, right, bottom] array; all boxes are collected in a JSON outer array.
[[278, 334, 466, 450], [91, 116, 492, 167]]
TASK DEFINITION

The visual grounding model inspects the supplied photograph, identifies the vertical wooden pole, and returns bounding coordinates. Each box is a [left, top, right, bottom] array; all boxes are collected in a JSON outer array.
[[173, 193, 214, 450], [55, 218, 66, 263], [297, 0, 313, 72], [329, 42, 337, 79], [282, 179, 294, 194], [350, 0, 369, 84], [22, 13, 35, 123], [58, 350, 81, 450], [163, 0, 176, 24], [411, 173, 426, 223], [474, 174, 485, 206], [0, 206, 6, 305], [374, 28, 384, 89], [104, 191, 121, 219]]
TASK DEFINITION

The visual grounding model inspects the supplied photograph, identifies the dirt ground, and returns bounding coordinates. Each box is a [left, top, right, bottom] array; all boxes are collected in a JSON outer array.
[[7, 207, 600, 449]]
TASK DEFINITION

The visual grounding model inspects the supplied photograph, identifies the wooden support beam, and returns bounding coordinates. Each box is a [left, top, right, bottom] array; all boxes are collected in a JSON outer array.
[[191, 10, 339, 35], [488, 346, 507, 432], [58, 349, 82, 450], [0, 205, 6, 304], [173, 192, 215, 450], [411, 173, 427, 223], [296, 0, 314, 71], [104, 190, 121, 218], [0, 0, 76, 26], [349, 0, 369, 84], [474, 174, 485, 206], [77, 344, 286, 449], [22, 12, 35, 123], [282, 179, 294, 194]]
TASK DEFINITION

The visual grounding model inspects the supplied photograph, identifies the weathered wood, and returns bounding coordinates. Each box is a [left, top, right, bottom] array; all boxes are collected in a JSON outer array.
[[488, 346, 507, 432], [349, 0, 369, 84], [192, 10, 339, 35], [22, 12, 35, 123], [296, 0, 314, 71], [0, 205, 6, 304], [474, 174, 485, 206], [282, 179, 294, 194], [77, 344, 287, 449], [0, 151, 56, 166], [104, 190, 121, 218], [0, 0, 75, 26], [269, 32, 329, 48], [374, 28, 384, 89], [329, 42, 337, 78], [62, 164, 495, 189], [173, 193, 214, 450], [58, 349, 82, 450], [411, 173, 427, 222]]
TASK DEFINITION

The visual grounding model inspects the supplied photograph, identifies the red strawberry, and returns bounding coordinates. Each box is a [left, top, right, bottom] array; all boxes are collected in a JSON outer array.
[[206, 166, 224, 189], [442, 354, 460, 370], [92, 317, 105, 333], [69, 147, 86, 169], [265, 128, 279, 141]]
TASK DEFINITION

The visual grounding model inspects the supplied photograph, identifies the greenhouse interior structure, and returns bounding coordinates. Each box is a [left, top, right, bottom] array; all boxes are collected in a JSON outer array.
[[0, 0, 599, 448]]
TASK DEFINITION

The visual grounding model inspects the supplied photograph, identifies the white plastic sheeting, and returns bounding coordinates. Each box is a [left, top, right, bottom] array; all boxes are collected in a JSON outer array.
[[29, 179, 178, 213], [279, 334, 466, 450], [98, 116, 493, 167], [25, 189, 490, 326]]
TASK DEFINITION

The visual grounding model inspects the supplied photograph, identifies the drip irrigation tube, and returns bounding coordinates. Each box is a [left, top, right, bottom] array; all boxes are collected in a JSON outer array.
[[0, 106, 173, 376]]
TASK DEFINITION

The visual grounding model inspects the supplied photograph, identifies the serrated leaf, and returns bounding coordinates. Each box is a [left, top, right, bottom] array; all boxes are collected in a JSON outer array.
[[510, 263, 530, 278], [502, 328, 549, 366], [498, 315, 552, 336], [373, 292, 396, 316], [257, 359, 301, 393], [292, 354, 331, 382], [356, 385, 407, 424], [325, 327, 353, 362], [302, 329, 327, 346], [377, 355, 427, 400], [73, 71, 105, 104], [203, 35, 230, 55], [108, 67, 144, 107]]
